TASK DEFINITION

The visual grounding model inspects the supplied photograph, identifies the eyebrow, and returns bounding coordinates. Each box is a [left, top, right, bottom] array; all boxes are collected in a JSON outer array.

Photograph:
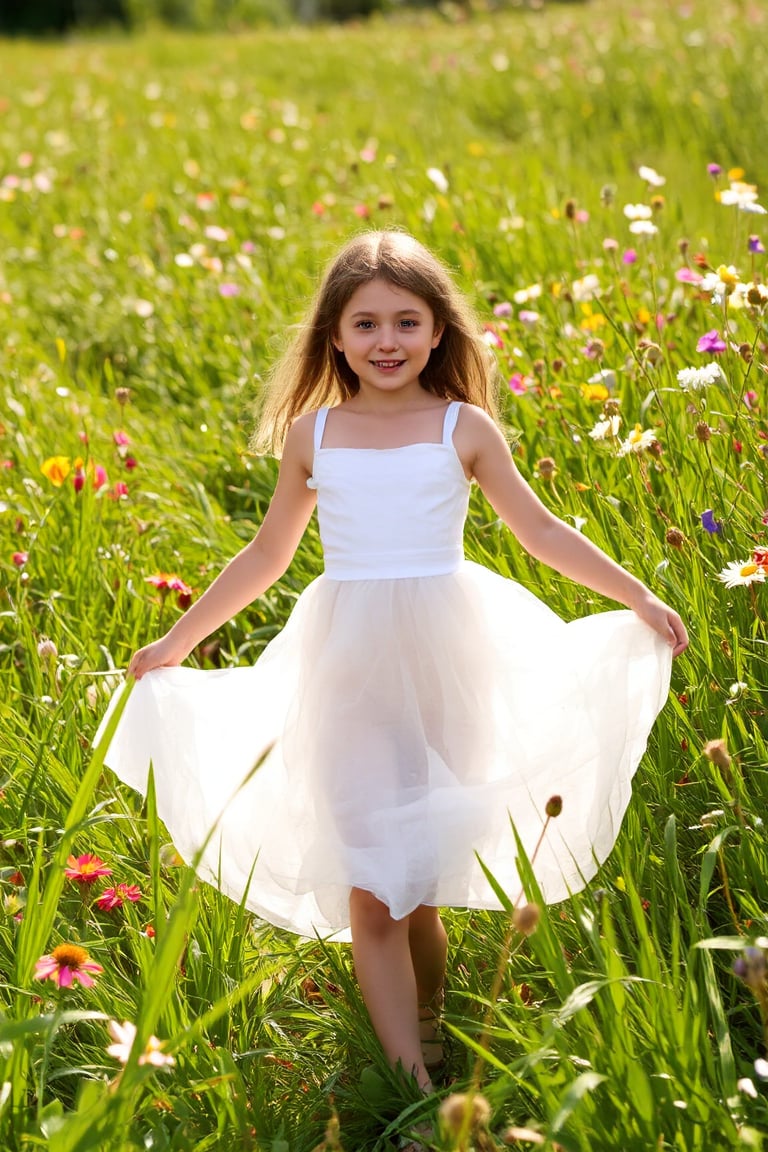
[[348, 308, 424, 318]]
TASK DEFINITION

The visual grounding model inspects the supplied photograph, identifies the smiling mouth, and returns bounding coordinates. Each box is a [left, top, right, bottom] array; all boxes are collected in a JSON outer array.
[[372, 360, 405, 369]]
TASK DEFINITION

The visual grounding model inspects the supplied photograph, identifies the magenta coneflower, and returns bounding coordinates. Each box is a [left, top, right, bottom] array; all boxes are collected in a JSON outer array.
[[64, 854, 112, 885], [34, 944, 103, 988]]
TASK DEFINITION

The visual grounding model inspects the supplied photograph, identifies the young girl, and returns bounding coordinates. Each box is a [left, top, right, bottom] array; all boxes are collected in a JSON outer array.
[[97, 230, 687, 1105]]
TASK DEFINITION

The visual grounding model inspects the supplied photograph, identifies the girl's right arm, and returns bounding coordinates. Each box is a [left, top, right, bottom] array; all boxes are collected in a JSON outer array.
[[128, 414, 317, 679]]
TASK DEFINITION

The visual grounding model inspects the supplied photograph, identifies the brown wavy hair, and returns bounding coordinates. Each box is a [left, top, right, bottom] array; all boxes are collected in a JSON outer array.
[[251, 230, 500, 455]]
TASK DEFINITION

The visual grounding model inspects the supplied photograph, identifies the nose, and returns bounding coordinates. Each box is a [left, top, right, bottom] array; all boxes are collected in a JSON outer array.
[[376, 326, 398, 351]]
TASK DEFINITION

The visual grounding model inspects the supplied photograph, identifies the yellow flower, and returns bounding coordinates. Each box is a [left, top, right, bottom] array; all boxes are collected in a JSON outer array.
[[727, 167, 745, 181], [40, 456, 71, 486], [717, 264, 740, 289], [581, 383, 609, 403]]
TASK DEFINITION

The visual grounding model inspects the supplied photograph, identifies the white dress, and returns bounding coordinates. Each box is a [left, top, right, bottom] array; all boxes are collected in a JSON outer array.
[[96, 402, 672, 940]]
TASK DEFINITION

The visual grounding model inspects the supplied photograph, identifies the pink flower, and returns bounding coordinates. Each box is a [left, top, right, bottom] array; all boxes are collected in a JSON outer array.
[[93, 464, 108, 489], [697, 329, 727, 354], [622, 249, 637, 264], [353, 204, 370, 218], [675, 268, 703, 284], [508, 373, 531, 395], [34, 943, 103, 988], [493, 302, 513, 318], [12, 551, 28, 567], [64, 853, 112, 884], [124, 456, 138, 471], [106, 1020, 174, 1067], [744, 390, 759, 410], [219, 282, 239, 297], [113, 431, 130, 447], [96, 883, 142, 911], [111, 481, 129, 498]]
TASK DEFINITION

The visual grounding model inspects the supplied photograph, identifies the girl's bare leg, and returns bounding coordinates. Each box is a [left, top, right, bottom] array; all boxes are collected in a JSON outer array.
[[349, 887, 433, 1092], [408, 904, 447, 1005]]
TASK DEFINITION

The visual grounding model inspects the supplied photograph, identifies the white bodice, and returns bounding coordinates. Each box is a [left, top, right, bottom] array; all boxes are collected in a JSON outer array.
[[307, 401, 470, 580]]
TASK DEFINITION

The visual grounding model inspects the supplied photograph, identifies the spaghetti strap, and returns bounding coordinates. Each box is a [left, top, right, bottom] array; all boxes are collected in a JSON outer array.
[[314, 407, 330, 451], [442, 401, 462, 445]]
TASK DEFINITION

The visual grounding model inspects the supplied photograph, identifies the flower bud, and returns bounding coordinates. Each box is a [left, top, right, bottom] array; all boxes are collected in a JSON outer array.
[[37, 637, 58, 663], [512, 902, 540, 936], [545, 795, 563, 818], [115, 386, 131, 406]]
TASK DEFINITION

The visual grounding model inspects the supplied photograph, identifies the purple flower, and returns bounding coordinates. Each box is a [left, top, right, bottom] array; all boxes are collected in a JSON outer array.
[[696, 329, 727, 354], [707, 163, 722, 178], [622, 249, 637, 265], [700, 509, 723, 535], [493, 302, 513, 318], [748, 234, 765, 254], [219, 282, 240, 298]]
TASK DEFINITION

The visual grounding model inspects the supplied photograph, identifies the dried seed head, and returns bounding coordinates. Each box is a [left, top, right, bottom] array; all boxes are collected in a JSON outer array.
[[537, 457, 557, 480], [512, 902, 541, 936], [738, 342, 753, 363], [438, 1092, 492, 1136], [564, 198, 577, 221], [603, 399, 621, 417], [665, 528, 685, 549], [115, 386, 131, 406], [695, 421, 712, 443], [703, 739, 731, 771]]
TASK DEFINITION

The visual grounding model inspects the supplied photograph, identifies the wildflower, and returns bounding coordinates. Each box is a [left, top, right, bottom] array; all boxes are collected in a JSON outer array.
[[623, 203, 652, 220], [40, 456, 71, 486], [638, 165, 665, 187], [617, 425, 658, 456], [111, 481, 129, 498], [729, 681, 748, 698], [96, 883, 142, 911], [738, 1078, 758, 1100], [748, 234, 765, 254], [753, 548, 768, 567], [695, 421, 712, 443], [755, 1058, 768, 1080], [115, 386, 130, 406], [426, 167, 448, 194], [745, 283, 768, 307], [34, 943, 103, 988], [72, 458, 86, 493], [113, 431, 130, 447], [513, 903, 540, 935], [589, 414, 621, 441], [513, 283, 542, 305], [622, 249, 637, 264], [732, 946, 767, 991], [588, 368, 617, 390], [717, 560, 765, 588], [64, 854, 112, 884], [571, 274, 600, 302], [676, 363, 725, 391], [719, 180, 767, 213], [518, 309, 540, 328], [12, 551, 28, 567], [508, 373, 531, 396], [629, 220, 658, 236], [493, 302, 512, 318], [666, 529, 685, 549], [675, 267, 703, 284], [700, 509, 722, 535], [707, 163, 722, 178], [696, 330, 727, 354], [106, 1020, 175, 1067]]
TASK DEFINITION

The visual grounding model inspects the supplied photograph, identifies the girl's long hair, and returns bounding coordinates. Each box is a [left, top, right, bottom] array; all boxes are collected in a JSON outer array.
[[251, 230, 500, 455]]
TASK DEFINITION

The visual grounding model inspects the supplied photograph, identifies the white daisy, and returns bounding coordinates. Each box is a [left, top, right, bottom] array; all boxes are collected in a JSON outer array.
[[676, 362, 725, 391], [717, 560, 766, 589], [638, 165, 666, 187], [617, 425, 658, 456], [589, 414, 621, 440], [623, 203, 653, 220], [629, 220, 658, 236]]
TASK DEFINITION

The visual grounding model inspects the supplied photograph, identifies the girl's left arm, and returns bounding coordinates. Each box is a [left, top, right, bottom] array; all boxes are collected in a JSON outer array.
[[458, 407, 689, 656]]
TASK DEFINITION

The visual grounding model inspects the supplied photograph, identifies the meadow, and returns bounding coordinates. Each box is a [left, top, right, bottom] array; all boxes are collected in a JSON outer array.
[[1, 0, 768, 1147]]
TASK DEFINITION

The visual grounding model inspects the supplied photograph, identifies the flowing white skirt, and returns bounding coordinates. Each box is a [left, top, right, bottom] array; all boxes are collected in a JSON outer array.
[[95, 561, 672, 940]]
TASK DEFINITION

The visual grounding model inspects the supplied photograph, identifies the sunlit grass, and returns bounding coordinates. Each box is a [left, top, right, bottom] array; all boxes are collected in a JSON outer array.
[[2, 0, 768, 1148]]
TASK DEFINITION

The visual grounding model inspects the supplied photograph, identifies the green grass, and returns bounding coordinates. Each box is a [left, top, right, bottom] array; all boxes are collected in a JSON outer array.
[[2, 0, 768, 1147]]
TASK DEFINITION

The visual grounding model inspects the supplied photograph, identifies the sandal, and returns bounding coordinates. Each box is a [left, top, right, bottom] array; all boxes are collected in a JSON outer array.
[[417, 987, 445, 1072]]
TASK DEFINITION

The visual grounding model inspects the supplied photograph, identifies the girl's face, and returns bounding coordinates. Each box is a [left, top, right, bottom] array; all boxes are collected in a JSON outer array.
[[333, 278, 443, 397]]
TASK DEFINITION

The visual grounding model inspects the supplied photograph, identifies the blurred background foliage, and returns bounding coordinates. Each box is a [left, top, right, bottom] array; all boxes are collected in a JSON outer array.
[[1, 0, 587, 35]]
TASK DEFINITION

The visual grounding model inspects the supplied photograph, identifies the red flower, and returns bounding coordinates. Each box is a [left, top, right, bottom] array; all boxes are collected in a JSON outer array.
[[96, 883, 142, 911], [64, 853, 112, 884], [12, 552, 28, 567], [34, 943, 103, 988]]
